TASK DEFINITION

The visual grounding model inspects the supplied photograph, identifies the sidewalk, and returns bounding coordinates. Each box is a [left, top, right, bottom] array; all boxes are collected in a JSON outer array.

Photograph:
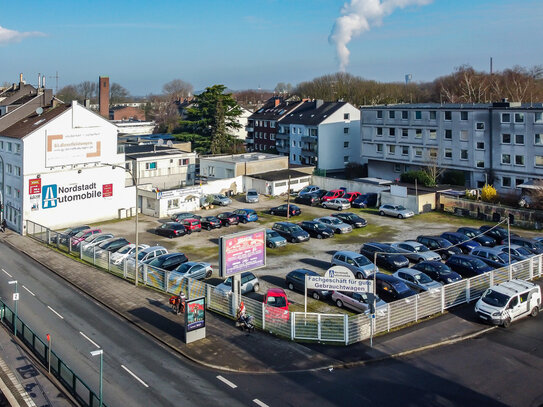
[[1, 231, 492, 373]]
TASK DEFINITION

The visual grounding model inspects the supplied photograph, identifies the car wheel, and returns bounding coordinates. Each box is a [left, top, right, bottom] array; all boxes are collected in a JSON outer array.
[[253, 283, 260, 293], [270, 210, 275, 215], [502, 317, 512, 328], [312, 292, 320, 300], [290, 237, 296, 243], [336, 299, 343, 308], [267, 242, 273, 248], [317, 234, 323, 239], [187, 230, 192, 234], [398, 214, 404, 219], [336, 229, 341, 234], [356, 272, 363, 279], [531, 306, 539, 317], [288, 283, 294, 291], [206, 225, 212, 231], [379, 211, 385, 216], [338, 207, 343, 211], [418, 258, 425, 263], [241, 219, 247, 224]]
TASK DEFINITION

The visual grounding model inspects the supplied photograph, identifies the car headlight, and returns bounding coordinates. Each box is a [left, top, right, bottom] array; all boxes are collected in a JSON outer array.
[[447, 278, 453, 283], [492, 311, 502, 317]]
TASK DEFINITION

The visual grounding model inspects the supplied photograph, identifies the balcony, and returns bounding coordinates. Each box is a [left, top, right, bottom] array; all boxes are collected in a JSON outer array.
[[245, 126, 254, 132], [275, 132, 289, 140], [302, 135, 317, 144], [301, 149, 317, 158], [276, 144, 290, 153]]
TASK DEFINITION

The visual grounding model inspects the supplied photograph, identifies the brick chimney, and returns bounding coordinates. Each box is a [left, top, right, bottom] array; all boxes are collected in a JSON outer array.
[[274, 97, 281, 107], [99, 76, 110, 118]]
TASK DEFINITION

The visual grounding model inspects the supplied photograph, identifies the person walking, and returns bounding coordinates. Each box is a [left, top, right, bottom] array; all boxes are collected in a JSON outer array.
[[1, 219, 6, 233]]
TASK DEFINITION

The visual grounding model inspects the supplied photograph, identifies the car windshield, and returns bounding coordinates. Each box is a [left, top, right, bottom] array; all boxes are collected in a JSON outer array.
[[516, 247, 532, 256], [137, 251, 149, 260], [315, 223, 327, 231], [324, 191, 335, 197], [288, 225, 303, 233], [354, 256, 371, 266], [379, 245, 395, 253], [414, 273, 432, 283], [473, 259, 489, 270], [148, 257, 165, 267], [497, 252, 510, 262], [391, 281, 410, 293], [396, 206, 406, 211], [117, 245, 132, 255], [217, 194, 227, 199], [267, 231, 280, 238], [176, 263, 191, 274], [534, 242, 543, 251], [328, 218, 341, 225], [248, 191, 257, 196], [74, 230, 87, 238], [222, 278, 232, 287], [481, 289, 510, 307], [268, 296, 287, 308], [413, 245, 428, 252]]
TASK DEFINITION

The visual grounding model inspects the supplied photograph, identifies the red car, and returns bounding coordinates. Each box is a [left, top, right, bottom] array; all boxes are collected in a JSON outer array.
[[343, 191, 361, 203], [71, 228, 102, 248], [321, 189, 345, 202], [264, 288, 290, 321], [181, 218, 202, 233]]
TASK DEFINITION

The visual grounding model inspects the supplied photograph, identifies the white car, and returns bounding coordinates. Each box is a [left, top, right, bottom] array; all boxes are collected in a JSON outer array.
[[314, 216, 352, 234], [379, 204, 415, 219], [298, 185, 320, 196], [110, 243, 150, 265], [390, 242, 441, 263], [215, 272, 260, 294], [245, 189, 259, 203], [322, 198, 351, 211], [171, 262, 212, 281], [80, 233, 114, 251]]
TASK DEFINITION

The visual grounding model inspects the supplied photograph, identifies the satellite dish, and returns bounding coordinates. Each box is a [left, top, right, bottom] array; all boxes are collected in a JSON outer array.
[[157, 139, 164, 146], [35, 107, 43, 115], [166, 140, 173, 147]]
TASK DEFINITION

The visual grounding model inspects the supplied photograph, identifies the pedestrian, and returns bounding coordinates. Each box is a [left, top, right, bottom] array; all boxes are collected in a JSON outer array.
[[0, 219, 6, 233]]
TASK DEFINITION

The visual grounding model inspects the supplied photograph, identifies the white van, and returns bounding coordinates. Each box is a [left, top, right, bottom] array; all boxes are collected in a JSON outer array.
[[475, 279, 541, 328]]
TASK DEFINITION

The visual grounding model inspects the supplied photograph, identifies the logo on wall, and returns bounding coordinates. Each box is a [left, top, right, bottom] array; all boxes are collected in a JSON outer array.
[[29, 179, 41, 195], [40, 182, 112, 210], [42, 185, 58, 209], [102, 184, 113, 198]]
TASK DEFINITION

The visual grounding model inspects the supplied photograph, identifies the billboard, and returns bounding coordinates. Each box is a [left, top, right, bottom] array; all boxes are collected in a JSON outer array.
[[185, 297, 205, 332], [306, 275, 373, 293], [45, 129, 102, 167], [219, 229, 266, 277]]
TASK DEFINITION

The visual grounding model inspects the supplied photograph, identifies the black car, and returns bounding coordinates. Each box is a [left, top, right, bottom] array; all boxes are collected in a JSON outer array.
[[200, 216, 222, 231], [171, 212, 201, 222], [285, 269, 330, 300], [479, 225, 517, 244], [297, 221, 334, 239], [331, 212, 367, 228], [445, 254, 493, 278], [359, 242, 409, 271], [412, 261, 462, 284], [269, 204, 301, 217], [54, 225, 91, 244], [509, 236, 543, 254], [456, 227, 496, 247], [146, 253, 188, 271], [96, 237, 130, 253], [154, 222, 187, 238], [371, 272, 417, 303], [272, 222, 310, 243], [294, 193, 321, 206], [416, 235, 462, 260], [351, 193, 378, 208], [217, 212, 240, 226]]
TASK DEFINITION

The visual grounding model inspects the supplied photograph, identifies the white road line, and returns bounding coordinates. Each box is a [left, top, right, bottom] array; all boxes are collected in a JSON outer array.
[[121, 365, 149, 388], [2, 269, 12, 278], [79, 331, 100, 348], [253, 399, 269, 407], [47, 306, 64, 319], [22, 286, 35, 296], [216, 375, 237, 389]]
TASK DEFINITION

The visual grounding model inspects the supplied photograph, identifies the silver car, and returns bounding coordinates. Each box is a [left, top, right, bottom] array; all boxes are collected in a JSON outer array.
[[215, 271, 260, 294], [314, 216, 352, 234], [332, 290, 387, 314], [80, 233, 114, 250], [379, 204, 415, 219], [171, 261, 212, 281], [331, 250, 377, 279], [393, 268, 442, 292], [322, 198, 351, 211], [245, 189, 259, 203], [111, 243, 150, 265], [390, 242, 441, 263], [210, 194, 232, 206], [298, 185, 320, 196]]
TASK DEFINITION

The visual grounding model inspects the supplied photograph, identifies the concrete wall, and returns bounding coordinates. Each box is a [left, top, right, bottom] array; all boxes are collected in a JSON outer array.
[[312, 175, 389, 194]]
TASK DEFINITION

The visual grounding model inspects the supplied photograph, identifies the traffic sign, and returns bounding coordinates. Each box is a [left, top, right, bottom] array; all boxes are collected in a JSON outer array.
[[13, 293, 19, 301]]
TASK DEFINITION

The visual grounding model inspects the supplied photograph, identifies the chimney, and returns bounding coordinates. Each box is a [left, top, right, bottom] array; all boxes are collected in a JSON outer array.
[[274, 97, 281, 107], [84, 99, 91, 108], [315, 99, 324, 108], [99, 76, 110, 118]]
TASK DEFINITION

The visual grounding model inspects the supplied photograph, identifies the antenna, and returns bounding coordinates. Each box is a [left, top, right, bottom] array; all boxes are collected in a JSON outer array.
[[48, 71, 59, 93]]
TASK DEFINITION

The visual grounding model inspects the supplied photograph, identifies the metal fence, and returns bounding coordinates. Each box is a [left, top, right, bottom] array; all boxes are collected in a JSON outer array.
[[0, 299, 105, 407], [25, 220, 543, 347]]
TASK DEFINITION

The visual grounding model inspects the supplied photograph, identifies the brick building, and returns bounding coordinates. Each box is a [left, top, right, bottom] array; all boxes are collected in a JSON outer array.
[[110, 106, 145, 121]]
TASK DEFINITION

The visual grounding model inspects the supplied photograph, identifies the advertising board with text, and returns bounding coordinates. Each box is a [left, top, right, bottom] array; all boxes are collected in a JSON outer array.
[[306, 275, 373, 293], [219, 229, 266, 277], [185, 297, 205, 332]]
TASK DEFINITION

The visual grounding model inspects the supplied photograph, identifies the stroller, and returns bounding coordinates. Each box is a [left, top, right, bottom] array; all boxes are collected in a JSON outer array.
[[236, 301, 255, 332]]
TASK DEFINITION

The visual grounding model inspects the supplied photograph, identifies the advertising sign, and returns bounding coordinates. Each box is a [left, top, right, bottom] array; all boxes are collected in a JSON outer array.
[[102, 184, 113, 198], [185, 297, 205, 332], [41, 182, 110, 210], [219, 229, 266, 277], [29, 178, 41, 195], [306, 266, 373, 293], [46, 129, 102, 167]]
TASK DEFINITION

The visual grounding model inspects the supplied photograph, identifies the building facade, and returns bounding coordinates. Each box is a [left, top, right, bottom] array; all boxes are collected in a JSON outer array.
[[199, 153, 288, 180]]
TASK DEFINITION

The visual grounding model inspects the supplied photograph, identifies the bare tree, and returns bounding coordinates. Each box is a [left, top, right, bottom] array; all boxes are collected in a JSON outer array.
[[148, 94, 180, 133], [162, 79, 193, 101], [423, 149, 445, 186], [110, 83, 130, 104], [274, 82, 293, 94], [56, 85, 80, 103], [77, 81, 97, 102]]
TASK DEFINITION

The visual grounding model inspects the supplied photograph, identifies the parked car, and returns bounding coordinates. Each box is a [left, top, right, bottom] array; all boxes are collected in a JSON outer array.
[[331, 212, 367, 228], [371, 272, 417, 303], [146, 253, 188, 271], [298, 221, 334, 239], [55, 225, 91, 244], [110, 243, 150, 265], [94, 237, 131, 256], [456, 227, 496, 247], [379, 204, 414, 219], [390, 241, 441, 263], [440, 232, 481, 254], [534, 237, 543, 244], [416, 235, 462, 260], [265, 229, 287, 248], [343, 191, 361, 203], [209, 194, 232, 206], [285, 269, 330, 300], [509, 236, 543, 255], [215, 272, 260, 294], [263, 288, 290, 320], [217, 212, 240, 226], [269, 204, 301, 217], [412, 261, 462, 284], [359, 242, 410, 271], [393, 268, 442, 292], [495, 244, 534, 261], [298, 185, 321, 196], [332, 290, 386, 314], [154, 222, 187, 238], [470, 247, 513, 268], [272, 222, 310, 243], [171, 261, 212, 280], [331, 250, 377, 279], [445, 254, 493, 277], [294, 193, 321, 206], [200, 216, 222, 231], [126, 245, 168, 267], [180, 218, 202, 233], [245, 189, 259, 203], [71, 228, 102, 248], [314, 216, 352, 234], [81, 233, 115, 250], [479, 225, 514, 244], [321, 189, 345, 202], [170, 212, 201, 222], [475, 279, 541, 327], [233, 209, 258, 223], [322, 198, 351, 211], [352, 193, 378, 208]]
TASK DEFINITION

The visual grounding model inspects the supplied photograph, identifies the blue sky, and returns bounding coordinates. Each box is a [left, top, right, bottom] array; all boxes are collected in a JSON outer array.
[[0, 0, 541, 96]]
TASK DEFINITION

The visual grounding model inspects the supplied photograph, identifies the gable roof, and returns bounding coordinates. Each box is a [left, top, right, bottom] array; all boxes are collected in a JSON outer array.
[[249, 97, 302, 121], [279, 101, 348, 126], [0, 104, 71, 139]]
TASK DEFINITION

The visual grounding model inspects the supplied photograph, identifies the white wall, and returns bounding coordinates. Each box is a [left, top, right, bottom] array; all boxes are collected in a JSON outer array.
[[312, 175, 389, 195], [201, 176, 244, 195]]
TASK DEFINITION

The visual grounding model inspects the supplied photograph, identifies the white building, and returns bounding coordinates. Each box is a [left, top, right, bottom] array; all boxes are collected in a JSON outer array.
[[229, 107, 252, 141]]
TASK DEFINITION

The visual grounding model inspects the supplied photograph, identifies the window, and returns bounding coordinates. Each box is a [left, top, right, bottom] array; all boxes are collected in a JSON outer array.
[[0, 141, 3, 149], [501, 154, 511, 164], [460, 150, 468, 160], [429, 149, 437, 159], [179, 158, 189, 165], [502, 133, 511, 144], [377, 110, 383, 119], [402, 129, 408, 138], [445, 111, 452, 121], [429, 129, 437, 139], [444, 129, 452, 139], [344, 156, 349, 163], [536, 156, 543, 167], [15, 189, 20, 199], [460, 130, 468, 141], [376, 144, 383, 153], [476, 142, 485, 149], [415, 129, 422, 139], [270, 121, 275, 128], [394, 164, 401, 172], [264, 134, 268, 140], [388, 145, 396, 155], [476, 122, 485, 130], [389, 111, 395, 119], [515, 178, 524, 187], [344, 142, 349, 148], [14, 166, 21, 176], [377, 127, 383, 136], [430, 111, 436, 120], [536, 134, 543, 145], [515, 155, 525, 166], [145, 162, 157, 170], [461, 111, 468, 120], [6, 164, 12, 174], [404, 165, 410, 171], [502, 177, 511, 187], [514, 113, 525, 123], [389, 128, 395, 136], [414, 147, 423, 157], [344, 113, 350, 120], [264, 121, 268, 127], [415, 111, 422, 120], [6, 186, 11, 196], [515, 134, 524, 144], [402, 146, 409, 156], [535, 112, 543, 123], [402, 111, 408, 119], [7, 142, 12, 152], [501, 113, 510, 123], [476, 161, 485, 168], [270, 134, 275, 141], [444, 149, 452, 158], [291, 140, 295, 147], [344, 127, 349, 134]]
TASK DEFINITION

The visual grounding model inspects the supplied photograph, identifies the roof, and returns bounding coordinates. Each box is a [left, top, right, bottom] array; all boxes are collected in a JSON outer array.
[[361, 102, 543, 110], [200, 152, 282, 164], [249, 169, 311, 182], [125, 144, 191, 159], [279, 101, 348, 126], [0, 104, 70, 139], [249, 98, 302, 121], [110, 105, 143, 111]]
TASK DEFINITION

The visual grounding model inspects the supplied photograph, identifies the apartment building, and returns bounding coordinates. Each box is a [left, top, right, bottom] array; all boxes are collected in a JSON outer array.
[[360, 101, 543, 193]]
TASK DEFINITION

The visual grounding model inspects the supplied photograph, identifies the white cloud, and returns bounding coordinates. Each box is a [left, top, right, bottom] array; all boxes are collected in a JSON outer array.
[[0, 25, 45, 45]]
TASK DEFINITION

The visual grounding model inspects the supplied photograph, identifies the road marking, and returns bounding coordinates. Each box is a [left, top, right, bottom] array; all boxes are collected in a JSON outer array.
[[216, 375, 237, 389], [253, 399, 269, 407], [22, 286, 35, 296], [2, 269, 12, 278], [47, 306, 64, 319], [121, 365, 149, 388], [79, 331, 100, 348]]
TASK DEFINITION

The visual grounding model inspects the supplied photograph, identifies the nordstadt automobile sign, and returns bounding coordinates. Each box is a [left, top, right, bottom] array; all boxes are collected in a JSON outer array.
[[306, 275, 373, 293]]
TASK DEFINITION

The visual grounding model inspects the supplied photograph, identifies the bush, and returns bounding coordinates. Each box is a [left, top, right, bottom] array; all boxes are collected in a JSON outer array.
[[481, 184, 497, 203], [465, 189, 477, 200], [400, 170, 435, 187], [345, 162, 367, 179]]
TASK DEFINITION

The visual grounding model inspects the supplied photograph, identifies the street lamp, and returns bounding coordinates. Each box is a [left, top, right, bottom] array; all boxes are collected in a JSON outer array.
[[90, 349, 104, 407], [8, 280, 18, 337]]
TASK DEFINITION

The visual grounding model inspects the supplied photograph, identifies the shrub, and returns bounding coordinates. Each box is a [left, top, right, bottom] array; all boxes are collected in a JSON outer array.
[[400, 170, 435, 187], [441, 170, 466, 186], [481, 184, 497, 203]]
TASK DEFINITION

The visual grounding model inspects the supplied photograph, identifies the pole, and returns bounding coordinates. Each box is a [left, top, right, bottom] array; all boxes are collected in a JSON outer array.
[[8, 280, 17, 337], [90, 349, 104, 407], [47, 334, 51, 373], [507, 215, 512, 278], [371, 252, 378, 348], [286, 174, 291, 220], [304, 275, 307, 315], [134, 168, 139, 287]]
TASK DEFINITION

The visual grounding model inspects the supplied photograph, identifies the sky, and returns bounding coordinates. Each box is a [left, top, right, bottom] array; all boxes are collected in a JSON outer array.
[[0, 0, 542, 96]]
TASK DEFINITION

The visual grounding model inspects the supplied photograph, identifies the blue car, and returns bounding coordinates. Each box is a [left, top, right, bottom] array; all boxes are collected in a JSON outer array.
[[441, 232, 480, 254], [233, 209, 258, 223]]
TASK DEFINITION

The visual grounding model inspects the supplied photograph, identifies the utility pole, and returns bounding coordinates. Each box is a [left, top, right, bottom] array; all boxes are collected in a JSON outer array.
[[286, 174, 291, 220], [49, 71, 59, 94]]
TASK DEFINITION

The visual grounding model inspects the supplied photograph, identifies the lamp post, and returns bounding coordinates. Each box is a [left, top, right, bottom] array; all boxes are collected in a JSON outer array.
[[8, 280, 18, 337], [0, 153, 4, 223], [90, 349, 103, 407], [507, 215, 512, 279]]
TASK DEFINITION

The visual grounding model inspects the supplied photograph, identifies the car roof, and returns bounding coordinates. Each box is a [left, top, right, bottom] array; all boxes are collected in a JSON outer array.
[[266, 287, 286, 295], [495, 244, 522, 250], [275, 221, 297, 226], [141, 245, 167, 252], [395, 268, 421, 276], [449, 254, 479, 261], [473, 247, 503, 254], [335, 250, 364, 257], [397, 241, 422, 247], [290, 268, 318, 276], [490, 279, 537, 296]]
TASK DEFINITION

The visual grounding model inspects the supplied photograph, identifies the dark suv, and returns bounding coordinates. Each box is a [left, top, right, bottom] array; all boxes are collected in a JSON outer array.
[[456, 227, 496, 247], [146, 253, 188, 271], [440, 232, 480, 254], [412, 261, 462, 284], [479, 225, 516, 245], [371, 273, 417, 303], [416, 235, 462, 260], [359, 242, 409, 271], [445, 254, 492, 278], [272, 222, 310, 243], [509, 236, 543, 254]]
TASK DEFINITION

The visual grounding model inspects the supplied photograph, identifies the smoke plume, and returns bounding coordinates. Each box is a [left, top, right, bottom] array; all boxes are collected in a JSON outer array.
[[330, 0, 432, 71]]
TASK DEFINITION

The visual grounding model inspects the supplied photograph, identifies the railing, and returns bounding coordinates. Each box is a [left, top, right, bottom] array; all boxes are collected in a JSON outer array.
[[0, 299, 106, 407]]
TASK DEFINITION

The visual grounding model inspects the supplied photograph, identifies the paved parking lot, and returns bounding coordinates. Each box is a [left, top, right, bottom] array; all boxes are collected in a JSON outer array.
[[89, 193, 540, 314]]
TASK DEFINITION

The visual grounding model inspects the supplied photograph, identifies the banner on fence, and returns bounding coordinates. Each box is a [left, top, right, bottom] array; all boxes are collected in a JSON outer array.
[[306, 275, 373, 293]]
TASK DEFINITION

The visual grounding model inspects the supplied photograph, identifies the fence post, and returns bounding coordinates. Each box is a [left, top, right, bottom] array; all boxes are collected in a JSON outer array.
[[529, 257, 534, 280], [46, 228, 50, 245], [466, 279, 471, 303], [165, 271, 170, 292], [79, 243, 83, 260], [441, 286, 445, 313], [107, 251, 111, 272], [262, 303, 266, 331], [206, 284, 210, 309], [93, 246, 96, 265], [539, 255, 542, 278], [415, 295, 418, 322], [291, 313, 295, 341], [317, 314, 321, 341], [490, 269, 494, 288], [123, 259, 127, 279], [143, 265, 148, 286], [344, 314, 349, 345]]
